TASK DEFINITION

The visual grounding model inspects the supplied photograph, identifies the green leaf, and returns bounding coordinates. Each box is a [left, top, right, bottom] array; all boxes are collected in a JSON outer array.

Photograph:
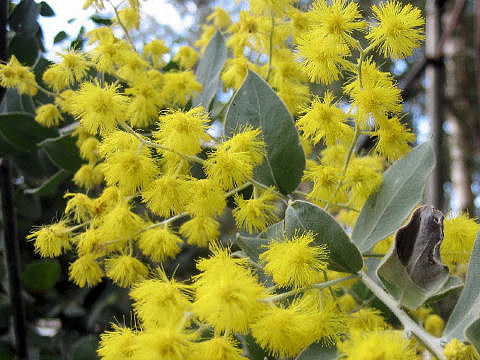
[[90, 15, 112, 26], [225, 70, 305, 194], [466, 319, 480, 354], [285, 200, 363, 273], [352, 142, 435, 253], [0, 112, 58, 150], [54, 31, 68, 44], [23, 259, 61, 293], [9, 33, 39, 66], [443, 232, 480, 344], [296, 342, 337, 360], [24, 170, 71, 195], [260, 221, 284, 240], [39, 134, 84, 172], [377, 206, 451, 310], [193, 30, 227, 109], [243, 334, 276, 360], [39, 1, 55, 16], [236, 234, 271, 263], [69, 335, 98, 360], [8, 0, 40, 34]]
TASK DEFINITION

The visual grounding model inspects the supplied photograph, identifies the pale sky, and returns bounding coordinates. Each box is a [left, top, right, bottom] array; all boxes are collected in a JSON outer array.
[[38, 0, 194, 59]]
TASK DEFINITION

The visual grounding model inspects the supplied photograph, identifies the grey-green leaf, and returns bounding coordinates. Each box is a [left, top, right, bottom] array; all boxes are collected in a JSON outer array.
[[466, 319, 480, 353], [193, 30, 227, 109], [442, 231, 480, 343], [352, 141, 435, 253], [39, 134, 84, 172], [0, 112, 58, 150], [285, 200, 363, 273], [236, 233, 271, 263], [225, 70, 305, 194], [23, 259, 61, 293], [24, 170, 71, 195], [296, 342, 337, 360], [377, 206, 451, 310]]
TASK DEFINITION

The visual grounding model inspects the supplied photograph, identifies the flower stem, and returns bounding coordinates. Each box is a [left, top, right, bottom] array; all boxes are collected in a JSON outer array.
[[359, 271, 446, 360], [260, 275, 357, 303]]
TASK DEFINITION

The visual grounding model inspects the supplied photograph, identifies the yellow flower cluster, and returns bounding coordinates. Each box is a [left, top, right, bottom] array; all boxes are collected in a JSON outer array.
[[1, 0, 448, 358]]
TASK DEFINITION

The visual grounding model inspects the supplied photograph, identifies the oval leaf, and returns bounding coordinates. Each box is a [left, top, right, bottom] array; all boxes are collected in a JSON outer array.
[[466, 319, 480, 354], [285, 200, 363, 273], [23, 259, 61, 293], [39, 134, 84, 172], [296, 342, 337, 360], [0, 112, 58, 150], [352, 141, 435, 253], [24, 170, 71, 195], [225, 70, 305, 194], [193, 30, 227, 109], [443, 231, 480, 343], [376, 206, 450, 310]]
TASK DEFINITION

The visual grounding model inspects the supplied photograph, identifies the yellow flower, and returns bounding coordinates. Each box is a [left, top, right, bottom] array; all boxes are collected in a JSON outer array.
[[193, 245, 268, 333], [251, 293, 341, 357], [71, 82, 128, 135], [116, 7, 139, 30], [441, 213, 479, 271], [134, 327, 193, 360], [424, 314, 445, 337], [225, 128, 265, 165], [116, 48, 150, 82], [297, 91, 350, 146], [204, 147, 254, 190], [0, 55, 37, 95], [374, 116, 415, 161], [179, 216, 219, 247], [348, 308, 388, 332], [304, 162, 345, 204], [102, 149, 158, 195], [125, 77, 164, 128], [143, 39, 169, 68], [69, 253, 104, 287], [138, 226, 183, 262], [173, 46, 199, 69], [154, 107, 209, 156], [367, 1, 424, 59], [309, 0, 365, 45], [344, 155, 383, 208], [97, 201, 144, 245], [261, 232, 329, 288], [338, 330, 419, 360], [194, 24, 215, 53], [444, 338, 480, 360], [222, 57, 249, 90], [27, 221, 71, 258], [161, 71, 202, 106], [35, 104, 63, 127], [64, 192, 95, 222], [194, 336, 247, 360], [98, 325, 138, 360], [206, 7, 231, 30], [43, 51, 90, 92], [297, 30, 351, 85], [79, 137, 100, 163], [233, 187, 278, 233], [130, 269, 191, 329], [344, 58, 402, 121], [185, 179, 226, 217], [142, 174, 189, 217], [73, 164, 104, 190], [105, 255, 149, 288]]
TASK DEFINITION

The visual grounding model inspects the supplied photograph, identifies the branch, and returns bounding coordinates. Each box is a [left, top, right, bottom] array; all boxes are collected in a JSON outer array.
[[359, 271, 445, 360], [0, 157, 28, 359]]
